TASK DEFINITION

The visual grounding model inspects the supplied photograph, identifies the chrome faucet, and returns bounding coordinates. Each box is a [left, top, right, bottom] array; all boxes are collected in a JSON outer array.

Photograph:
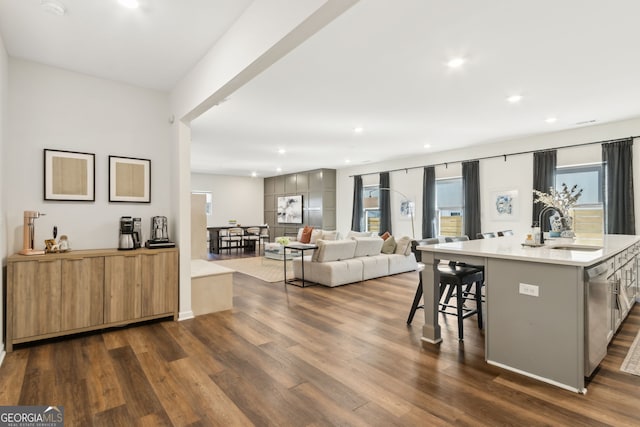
[[538, 206, 562, 245]]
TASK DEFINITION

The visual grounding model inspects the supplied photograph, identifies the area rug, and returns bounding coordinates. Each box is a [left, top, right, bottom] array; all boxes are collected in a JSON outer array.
[[211, 257, 292, 283], [621, 329, 640, 376]]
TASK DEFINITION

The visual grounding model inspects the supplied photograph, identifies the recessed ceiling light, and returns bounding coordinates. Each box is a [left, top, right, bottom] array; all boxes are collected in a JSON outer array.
[[545, 117, 557, 123], [251, 171, 257, 177], [507, 94, 523, 104], [118, 0, 139, 9], [447, 57, 466, 68], [40, 0, 66, 16], [276, 167, 282, 173], [278, 148, 286, 155], [353, 127, 364, 134], [345, 159, 351, 163], [424, 144, 431, 149]]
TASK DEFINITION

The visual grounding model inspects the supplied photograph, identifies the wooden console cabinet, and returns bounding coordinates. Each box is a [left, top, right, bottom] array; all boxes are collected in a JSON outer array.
[[6, 247, 178, 352]]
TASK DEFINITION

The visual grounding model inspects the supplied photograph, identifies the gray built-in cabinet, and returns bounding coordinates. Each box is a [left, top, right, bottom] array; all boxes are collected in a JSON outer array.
[[264, 169, 336, 240]]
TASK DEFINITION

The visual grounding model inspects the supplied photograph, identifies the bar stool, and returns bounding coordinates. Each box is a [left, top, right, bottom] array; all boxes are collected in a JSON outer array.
[[407, 238, 484, 341]]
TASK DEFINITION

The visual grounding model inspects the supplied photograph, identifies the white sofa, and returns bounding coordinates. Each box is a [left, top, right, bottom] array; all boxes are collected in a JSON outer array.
[[276, 227, 341, 244], [292, 236, 418, 287]]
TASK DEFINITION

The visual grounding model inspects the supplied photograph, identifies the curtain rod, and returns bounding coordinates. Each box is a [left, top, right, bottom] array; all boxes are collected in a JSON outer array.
[[349, 135, 639, 178]]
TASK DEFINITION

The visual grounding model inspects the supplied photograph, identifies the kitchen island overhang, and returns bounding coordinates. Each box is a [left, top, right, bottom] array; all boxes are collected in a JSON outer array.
[[418, 234, 640, 393]]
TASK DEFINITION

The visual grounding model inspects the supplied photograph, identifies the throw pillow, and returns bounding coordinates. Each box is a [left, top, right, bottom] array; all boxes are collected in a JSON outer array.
[[380, 231, 391, 241], [395, 236, 412, 256], [381, 235, 396, 254], [309, 229, 323, 244], [300, 226, 313, 243]]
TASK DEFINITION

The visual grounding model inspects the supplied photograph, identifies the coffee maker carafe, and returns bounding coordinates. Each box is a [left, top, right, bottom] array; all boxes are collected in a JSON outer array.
[[118, 216, 135, 250]]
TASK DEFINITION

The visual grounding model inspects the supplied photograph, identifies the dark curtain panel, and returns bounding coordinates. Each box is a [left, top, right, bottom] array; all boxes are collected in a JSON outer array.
[[422, 166, 436, 238], [532, 150, 557, 231], [603, 139, 635, 235], [351, 175, 363, 231], [462, 161, 481, 239], [379, 172, 392, 235]]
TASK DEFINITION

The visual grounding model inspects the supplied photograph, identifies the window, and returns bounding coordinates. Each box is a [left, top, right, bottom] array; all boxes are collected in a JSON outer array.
[[363, 185, 380, 233], [192, 191, 212, 216], [555, 164, 604, 238], [436, 178, 463, 236]]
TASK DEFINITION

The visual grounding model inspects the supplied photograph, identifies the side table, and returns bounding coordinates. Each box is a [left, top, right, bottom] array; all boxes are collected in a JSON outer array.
[[283, 243, 318, 287]]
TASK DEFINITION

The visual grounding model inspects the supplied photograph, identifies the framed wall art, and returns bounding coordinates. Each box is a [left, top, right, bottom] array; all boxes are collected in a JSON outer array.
[[44, 149, 95, 201], [491, 189, 518, 220], [109, 155, 151, 203], [277, 195, 303, 224]]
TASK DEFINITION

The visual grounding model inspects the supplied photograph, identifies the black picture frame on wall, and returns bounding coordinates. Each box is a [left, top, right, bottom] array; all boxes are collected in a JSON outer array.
[[44, 149, 95, 201], [277, 195, 303, 223], [109, 155, 151, 203]]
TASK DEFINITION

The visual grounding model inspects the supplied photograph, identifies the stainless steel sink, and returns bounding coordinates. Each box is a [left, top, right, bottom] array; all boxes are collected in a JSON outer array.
[[550, 244, 602, 252]]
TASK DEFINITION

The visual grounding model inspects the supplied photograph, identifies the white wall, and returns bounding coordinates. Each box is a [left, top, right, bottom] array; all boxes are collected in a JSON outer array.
[[337, 117, 640, 239], [0, 30, 8, 360], [5, 59, 172, 252], [191, 173, 264, 226]]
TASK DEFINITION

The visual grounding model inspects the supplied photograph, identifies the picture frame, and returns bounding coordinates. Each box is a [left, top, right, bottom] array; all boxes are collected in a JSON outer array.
[[44, 149, 95, 201], [277, 195, 303, 224], [109, 155, 151, 203], [490, 189, 518, 220]]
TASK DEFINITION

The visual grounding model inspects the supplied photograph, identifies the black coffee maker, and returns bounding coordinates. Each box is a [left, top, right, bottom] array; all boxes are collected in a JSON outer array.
[[118, 217, 135, 250]]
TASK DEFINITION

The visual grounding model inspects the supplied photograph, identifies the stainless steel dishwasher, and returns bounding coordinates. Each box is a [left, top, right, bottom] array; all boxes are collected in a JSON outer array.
[[584, 261, 613, 376]]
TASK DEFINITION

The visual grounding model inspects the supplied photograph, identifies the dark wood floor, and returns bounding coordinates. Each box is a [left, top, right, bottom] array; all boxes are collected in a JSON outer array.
[[2, 266, 640, 426]]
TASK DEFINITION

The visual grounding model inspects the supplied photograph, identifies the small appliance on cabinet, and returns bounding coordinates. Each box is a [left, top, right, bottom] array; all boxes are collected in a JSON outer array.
[[146, 216, 176, 248]]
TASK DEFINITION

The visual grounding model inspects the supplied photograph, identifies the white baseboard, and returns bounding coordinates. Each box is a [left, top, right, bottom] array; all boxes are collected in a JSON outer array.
[[0, 346, 5, 368], [178, 310, 194, 321]]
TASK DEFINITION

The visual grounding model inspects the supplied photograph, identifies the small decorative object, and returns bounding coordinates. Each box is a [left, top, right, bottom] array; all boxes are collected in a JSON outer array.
[[533, 183, 583, 235], [45, 238, 59, 253], [276, 236, 290, 246], [228, 219, 237, 226], [58, 235, 70, 251]]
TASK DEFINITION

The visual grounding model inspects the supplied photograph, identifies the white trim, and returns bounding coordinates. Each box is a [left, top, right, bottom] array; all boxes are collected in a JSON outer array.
[[178, 311, 194, 321], [487, 360, 587, 394], [420, 336, 443, 345], [0, 347, 5, 368]]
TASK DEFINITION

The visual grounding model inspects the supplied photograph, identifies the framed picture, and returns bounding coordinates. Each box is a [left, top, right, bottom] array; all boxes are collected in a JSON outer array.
[[277, 195, 303, 224], [491, 189, 518, 220], [44, 149, 95, 201], [109, 156, 151, 203]]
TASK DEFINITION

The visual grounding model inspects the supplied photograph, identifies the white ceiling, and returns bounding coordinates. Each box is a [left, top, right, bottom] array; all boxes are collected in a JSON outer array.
[[3, 1, 640, 178]]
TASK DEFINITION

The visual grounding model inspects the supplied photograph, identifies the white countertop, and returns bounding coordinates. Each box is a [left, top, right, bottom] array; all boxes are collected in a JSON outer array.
[[417, 235, 640, 267]]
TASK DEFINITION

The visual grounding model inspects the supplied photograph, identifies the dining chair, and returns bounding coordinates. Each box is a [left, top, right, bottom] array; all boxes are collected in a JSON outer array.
[[244, 227, 262, 253], [408, 237, 484, 340], [221, 227, 243, 253], [476, 232, 497, 239]]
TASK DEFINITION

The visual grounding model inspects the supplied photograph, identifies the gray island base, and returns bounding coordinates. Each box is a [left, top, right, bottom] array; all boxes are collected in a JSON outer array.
[[418, 235, 640, 393]]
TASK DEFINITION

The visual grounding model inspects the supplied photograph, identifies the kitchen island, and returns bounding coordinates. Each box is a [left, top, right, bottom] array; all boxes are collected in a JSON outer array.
[[418, 235, 640, 393]]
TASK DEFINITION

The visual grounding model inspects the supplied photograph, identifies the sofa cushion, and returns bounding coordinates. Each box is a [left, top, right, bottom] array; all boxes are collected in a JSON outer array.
[[388, 252, 418, 274], [380, 231, 391, 240], [395, 236, 412, 256], [351, 236, 383, 257], [381, 235, 397, 254], [346, 230, 373, 238], [320, 230, 339, 240], [361, 255, 390, 280], [314, 239, 357, 262]]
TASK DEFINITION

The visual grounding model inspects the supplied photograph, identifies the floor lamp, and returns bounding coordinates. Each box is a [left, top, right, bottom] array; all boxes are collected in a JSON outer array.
[[378, 187, 415, 239]]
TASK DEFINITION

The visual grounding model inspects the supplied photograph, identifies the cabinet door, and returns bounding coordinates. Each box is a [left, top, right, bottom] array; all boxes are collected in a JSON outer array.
[[12, 259, 62, 339], [104, 255, 141, 323], [140, 251, 178, 317], [61, 257, 105, 330]]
